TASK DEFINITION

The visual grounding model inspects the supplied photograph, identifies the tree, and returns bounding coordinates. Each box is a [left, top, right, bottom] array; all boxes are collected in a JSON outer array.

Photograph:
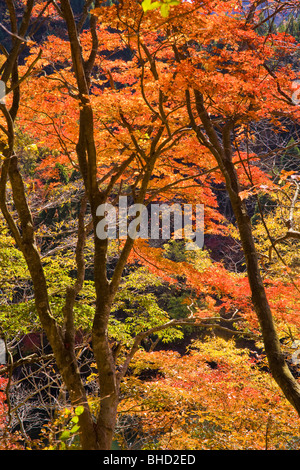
[[0, 0, 223, 449], [0, 0, 300, 450], [164, 0, 300, 414]]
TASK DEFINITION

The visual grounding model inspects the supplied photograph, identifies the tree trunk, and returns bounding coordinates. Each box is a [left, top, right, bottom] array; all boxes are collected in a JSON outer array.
[[189, 89, 300, 415], [4, 155, 100, 449], [223, 157, 300, 415], [92, 284, 119, 450], [218, 135, 300, 415]]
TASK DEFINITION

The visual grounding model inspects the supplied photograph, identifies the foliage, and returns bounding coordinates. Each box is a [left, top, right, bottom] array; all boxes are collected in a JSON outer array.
[[141, 0, 181, 17], [0, 0, 300, 451], [0, 376, 23, 450], [117, 337, 300, 450], [39, 405, 84, 450]]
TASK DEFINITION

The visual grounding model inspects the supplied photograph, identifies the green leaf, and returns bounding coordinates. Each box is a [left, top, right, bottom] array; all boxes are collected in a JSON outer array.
[[142, 0, 161, 12], [75, 405, 84, 416], [147, 1, 161, 10], [160, 3, 170, 17], [60, 430, 71, 441], [142, 0, 151, 11], [70, 424, 80, 434], [71, 415, 79, 424]]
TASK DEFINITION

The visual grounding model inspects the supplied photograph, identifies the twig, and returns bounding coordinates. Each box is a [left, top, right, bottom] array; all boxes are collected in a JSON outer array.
[[0, 22, 28, 43], [0, 353, 54, 376], [269, 180, 300, 261]]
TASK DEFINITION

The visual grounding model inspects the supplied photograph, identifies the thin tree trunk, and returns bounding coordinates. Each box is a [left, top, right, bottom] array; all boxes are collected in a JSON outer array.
[[92, 285, 119, 450], [5, 154, 99, 449], [190, 94, 300, 414], [222, 156, 300, 415]]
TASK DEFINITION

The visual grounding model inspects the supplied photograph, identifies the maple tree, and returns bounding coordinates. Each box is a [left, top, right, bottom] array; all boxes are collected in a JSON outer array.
[[0, 0, 300, 450]]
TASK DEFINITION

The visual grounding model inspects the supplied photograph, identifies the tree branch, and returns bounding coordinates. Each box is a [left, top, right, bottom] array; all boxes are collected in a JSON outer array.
[[269, 180, 300, 260], [116, 317, 258, 384]]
